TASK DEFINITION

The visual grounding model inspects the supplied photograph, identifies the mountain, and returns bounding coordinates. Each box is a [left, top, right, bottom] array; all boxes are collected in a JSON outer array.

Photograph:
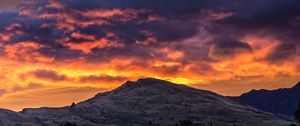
[[230, 81, 300, 117], [0, 109, 37, 126], [0, 78, 292, 126]]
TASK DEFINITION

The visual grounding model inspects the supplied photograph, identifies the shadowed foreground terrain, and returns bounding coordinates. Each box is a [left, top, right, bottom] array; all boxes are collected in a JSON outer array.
[[0, 78, 292, 126]]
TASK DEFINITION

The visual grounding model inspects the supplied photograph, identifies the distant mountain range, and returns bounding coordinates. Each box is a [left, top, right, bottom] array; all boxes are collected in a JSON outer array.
[[0, 78, 291, 126], [230, 81, 300, 117]]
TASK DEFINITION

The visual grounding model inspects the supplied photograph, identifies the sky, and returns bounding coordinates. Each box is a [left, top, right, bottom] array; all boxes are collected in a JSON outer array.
[[0, 0, 300, 111]]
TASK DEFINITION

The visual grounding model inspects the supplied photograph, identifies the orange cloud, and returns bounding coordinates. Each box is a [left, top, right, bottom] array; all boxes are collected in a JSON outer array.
[[62, 38, 123, 53], [46, 0, 64, 9], [3, 42, 54, 63], [78, 9, 148, 22], [0, 33, 11, 41], [71, 32, 95, 40], [79, 9, 124, 18]]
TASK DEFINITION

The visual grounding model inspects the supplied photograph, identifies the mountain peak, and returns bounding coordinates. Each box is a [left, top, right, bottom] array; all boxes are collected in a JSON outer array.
[[118, 78, 180, 90], [137, 77, 166, 82], [136, 77, 176, 85]]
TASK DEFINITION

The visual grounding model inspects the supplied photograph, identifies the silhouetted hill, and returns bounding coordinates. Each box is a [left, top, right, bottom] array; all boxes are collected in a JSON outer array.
[[0, 78, 292, 126], [230, 81, 300, 117]]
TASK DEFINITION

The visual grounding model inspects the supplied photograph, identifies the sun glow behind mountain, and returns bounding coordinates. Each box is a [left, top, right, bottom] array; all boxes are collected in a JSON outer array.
[[0, 0, 300, 111]]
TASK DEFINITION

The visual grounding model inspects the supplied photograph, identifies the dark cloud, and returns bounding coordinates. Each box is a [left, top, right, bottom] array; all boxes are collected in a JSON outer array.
[[209, 38, 252, 60], [216, 0, 300, 47], [85, 42, 183, 64], [221, 0, 300, 28], [152, 65, 181, 75], [33, 69, 67, 81], [38, 45, 83, 61], [188, 63, 219, 76], [265, 43, 298, 63], [79, 75, 128, 83]]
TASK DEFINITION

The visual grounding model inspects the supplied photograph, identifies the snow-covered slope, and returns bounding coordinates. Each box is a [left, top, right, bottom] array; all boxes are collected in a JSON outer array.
[[0, 78, 292, 126]]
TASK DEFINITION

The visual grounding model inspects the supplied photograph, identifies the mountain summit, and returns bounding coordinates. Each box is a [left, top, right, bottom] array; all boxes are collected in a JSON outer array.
[[0, 78, 292, 126]]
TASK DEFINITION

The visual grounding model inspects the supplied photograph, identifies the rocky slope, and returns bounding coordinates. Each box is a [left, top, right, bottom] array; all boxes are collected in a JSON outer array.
[[0, 78, 292, 126], [230, 81, 300, 117]]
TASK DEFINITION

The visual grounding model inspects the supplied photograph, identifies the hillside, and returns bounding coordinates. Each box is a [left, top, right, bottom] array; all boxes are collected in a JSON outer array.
[[230, 81, 300, 117], [0, 78, 292, 126]]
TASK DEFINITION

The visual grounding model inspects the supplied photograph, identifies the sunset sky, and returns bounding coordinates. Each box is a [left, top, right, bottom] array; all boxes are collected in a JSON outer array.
[[1, 0, 300, 111]]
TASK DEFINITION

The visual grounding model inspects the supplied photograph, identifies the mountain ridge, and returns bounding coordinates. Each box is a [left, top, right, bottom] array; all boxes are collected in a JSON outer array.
[[0, 78, 293, 126], [230, 81, 300, 117]]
